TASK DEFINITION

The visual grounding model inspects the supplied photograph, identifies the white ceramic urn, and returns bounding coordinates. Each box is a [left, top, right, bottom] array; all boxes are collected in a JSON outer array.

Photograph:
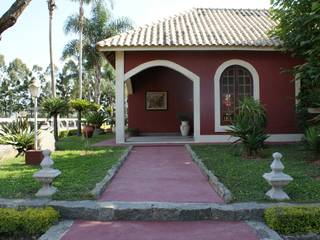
[[180, 121, 190, 136]]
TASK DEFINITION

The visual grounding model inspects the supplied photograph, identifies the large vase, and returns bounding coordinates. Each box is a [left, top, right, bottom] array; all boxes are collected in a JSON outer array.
[[180, 121, 190, 137], [83, 125, 94, 138]]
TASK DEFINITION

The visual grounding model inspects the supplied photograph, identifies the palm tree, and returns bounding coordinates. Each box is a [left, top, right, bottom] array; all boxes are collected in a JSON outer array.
[[63, 0, 131, 103], [48, 0, 56, 97], [69, 0, 113, 100]]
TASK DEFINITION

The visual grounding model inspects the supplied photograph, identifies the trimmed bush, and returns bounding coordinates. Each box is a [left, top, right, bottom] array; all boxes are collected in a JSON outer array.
[[0, 207, 59, 238], [59, 129, 78, 138], [265, 206, 320, 235]]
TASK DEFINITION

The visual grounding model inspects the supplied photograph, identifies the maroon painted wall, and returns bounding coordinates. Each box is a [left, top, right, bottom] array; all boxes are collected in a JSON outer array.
[[124, 51, 302, 135], [128, 67, 193, 133]]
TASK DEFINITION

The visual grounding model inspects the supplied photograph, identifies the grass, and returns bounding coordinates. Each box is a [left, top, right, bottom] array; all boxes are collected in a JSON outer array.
[[191, 144, 320, 203], [56, 133, 114, 151], [0, 134, 125, 200]]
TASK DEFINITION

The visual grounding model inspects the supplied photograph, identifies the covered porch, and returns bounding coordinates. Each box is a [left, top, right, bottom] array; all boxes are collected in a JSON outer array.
[[114, 54, 201, 144]]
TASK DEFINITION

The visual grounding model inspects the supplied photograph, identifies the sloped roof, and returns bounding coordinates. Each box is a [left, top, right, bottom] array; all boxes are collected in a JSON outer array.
[[97, 8, 280, 51]]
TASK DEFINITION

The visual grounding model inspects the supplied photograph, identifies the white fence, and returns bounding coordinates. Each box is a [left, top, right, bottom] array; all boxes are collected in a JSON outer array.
[[0, 118, 79, 132]]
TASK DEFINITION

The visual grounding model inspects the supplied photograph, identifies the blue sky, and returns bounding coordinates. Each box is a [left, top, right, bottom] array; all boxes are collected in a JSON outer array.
[[0, 0, 270, 69]]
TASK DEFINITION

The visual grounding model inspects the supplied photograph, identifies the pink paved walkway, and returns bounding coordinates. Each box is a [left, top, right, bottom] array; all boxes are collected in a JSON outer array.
[[100, 146, 223, 203], [62, 220, 259, 240]]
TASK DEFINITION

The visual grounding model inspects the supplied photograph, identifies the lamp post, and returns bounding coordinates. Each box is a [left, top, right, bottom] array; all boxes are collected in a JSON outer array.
[[29, 78, 40, 150]]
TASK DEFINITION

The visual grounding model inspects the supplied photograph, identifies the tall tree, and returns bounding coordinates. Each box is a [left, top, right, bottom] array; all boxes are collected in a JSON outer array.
[[69, 0, 113, 100], [0, 58, 32, 117], [0, 0, 32, 39], [57, 60, 79, 102], [271, 0, 320, 124], [47, 0, 56, 97], [63, 0, 131, 103]]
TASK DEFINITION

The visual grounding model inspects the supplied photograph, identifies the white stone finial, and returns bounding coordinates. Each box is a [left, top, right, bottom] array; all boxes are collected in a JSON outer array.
[[263, 152, 293, 200], [272, 152, 282, 160], [33, 149, 61, 198]]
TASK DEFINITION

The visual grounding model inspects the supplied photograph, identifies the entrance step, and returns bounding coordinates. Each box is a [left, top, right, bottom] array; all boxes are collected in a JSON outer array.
[[60, 220, 262, 240], [49, 200, 272, 222]]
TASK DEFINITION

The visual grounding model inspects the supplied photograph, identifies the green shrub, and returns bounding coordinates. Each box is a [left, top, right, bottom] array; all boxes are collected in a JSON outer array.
[[265, 206, 320, 235], [228, 98, 268, 158], [59, 129, 78, 138], [0, 207, 59, 238], [304, 126, 320, 154]]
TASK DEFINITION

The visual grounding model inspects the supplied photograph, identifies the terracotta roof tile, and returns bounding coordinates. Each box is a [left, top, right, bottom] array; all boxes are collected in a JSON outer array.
[[97, 8, 280, 49]]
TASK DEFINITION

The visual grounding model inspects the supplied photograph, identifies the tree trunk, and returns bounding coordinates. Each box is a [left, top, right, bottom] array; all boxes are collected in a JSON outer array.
[[53, 114, 58, 142], [94, 64, 102, 104], [77, 111, 82, 136], [48, 0, 56, 97], [79, 0, 84, 99], [0, 0, 32, 39]]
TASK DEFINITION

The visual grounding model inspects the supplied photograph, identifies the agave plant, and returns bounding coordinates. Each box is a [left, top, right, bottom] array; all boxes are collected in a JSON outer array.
[[228, 98, 268, 158], [85, 110, 106, 129], [0, 117, 35, 156]]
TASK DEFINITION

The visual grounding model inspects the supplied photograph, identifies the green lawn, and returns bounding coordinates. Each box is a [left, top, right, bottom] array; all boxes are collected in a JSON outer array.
[[0, 134, 125, 200], [56, 133, 114, 151], [191, 144, 320, 203]]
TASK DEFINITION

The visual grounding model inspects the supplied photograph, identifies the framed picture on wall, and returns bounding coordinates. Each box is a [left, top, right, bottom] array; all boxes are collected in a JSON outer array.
[[145, 91, 168, 110]]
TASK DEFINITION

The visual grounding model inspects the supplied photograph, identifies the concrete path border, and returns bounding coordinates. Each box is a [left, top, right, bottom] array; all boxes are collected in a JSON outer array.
[[39, 220, 74, 240], [90, 146, 133, 199], [247, 221, 283, 240], [185, 144, 232, 202]]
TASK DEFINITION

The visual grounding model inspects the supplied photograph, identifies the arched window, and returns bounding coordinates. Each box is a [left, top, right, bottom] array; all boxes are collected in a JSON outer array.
[[220, 65, 253, 125]]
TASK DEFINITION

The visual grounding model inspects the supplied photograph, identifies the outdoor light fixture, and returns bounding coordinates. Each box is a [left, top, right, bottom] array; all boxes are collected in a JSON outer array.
[[29, 78, 40, 150]]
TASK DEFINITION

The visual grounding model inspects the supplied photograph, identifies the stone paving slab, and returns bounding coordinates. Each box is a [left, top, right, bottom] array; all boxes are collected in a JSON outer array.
[[61, 220, 260, 240], [100, 146, 223, 203]]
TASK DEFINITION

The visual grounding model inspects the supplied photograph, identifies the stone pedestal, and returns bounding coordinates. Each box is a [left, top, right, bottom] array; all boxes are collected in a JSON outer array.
[[33, 150, 61, 198], [263, 152, 293, 200]]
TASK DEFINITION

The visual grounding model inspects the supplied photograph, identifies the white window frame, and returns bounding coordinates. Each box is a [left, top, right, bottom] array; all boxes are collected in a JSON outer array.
[[214, 59, 260, 132]]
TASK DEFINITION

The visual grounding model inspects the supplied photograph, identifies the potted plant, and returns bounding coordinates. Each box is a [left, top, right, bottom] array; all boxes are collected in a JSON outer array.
[[82, 123, 94, 138], [0, 117, 42, 165], [85, 110, 106, 136], [177, 112, 190, 136]]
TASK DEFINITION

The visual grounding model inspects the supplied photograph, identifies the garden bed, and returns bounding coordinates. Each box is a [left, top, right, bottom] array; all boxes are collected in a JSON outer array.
[[0, 134, 126, 200], [191, 144, 320, 202]]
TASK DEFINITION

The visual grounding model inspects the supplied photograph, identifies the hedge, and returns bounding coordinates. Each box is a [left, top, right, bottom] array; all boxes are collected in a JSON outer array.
[[265, 206, 320, 235], [59, 129, 78, 138], [0, 207, 59, 238]]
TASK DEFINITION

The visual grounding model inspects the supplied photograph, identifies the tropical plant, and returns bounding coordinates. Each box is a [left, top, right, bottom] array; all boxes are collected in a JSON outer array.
[[304, 126, 320, 156], [85, 110, 106, 128], [105, 105, 115, 127], [0, 117, 35, 156], [41, 97, 68, 141], [228, 98, 268, 158], [63, 0, 132, 103], [69, 98, 91, 135]]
